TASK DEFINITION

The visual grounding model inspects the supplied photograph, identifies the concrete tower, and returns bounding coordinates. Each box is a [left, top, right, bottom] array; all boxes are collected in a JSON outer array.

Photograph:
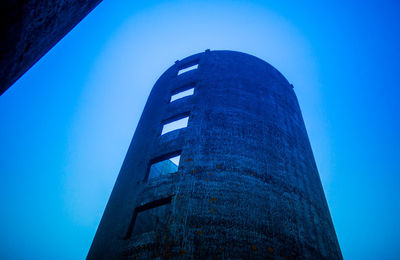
[[88, 50, 342, 259]]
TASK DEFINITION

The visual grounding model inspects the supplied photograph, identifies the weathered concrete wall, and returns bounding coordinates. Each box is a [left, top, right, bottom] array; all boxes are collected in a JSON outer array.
[[88, 50, 342, 259], [0, 0, 102, 95]]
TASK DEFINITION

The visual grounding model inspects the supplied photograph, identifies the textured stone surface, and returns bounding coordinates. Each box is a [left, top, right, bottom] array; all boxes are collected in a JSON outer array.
[[0, 0, 102, 95], [88, 50, 342, 259]]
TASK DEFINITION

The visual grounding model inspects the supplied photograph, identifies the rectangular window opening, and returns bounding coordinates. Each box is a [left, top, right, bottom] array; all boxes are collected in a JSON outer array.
[[161, 116, 189, 135], [170, 88, 194, 102], [178, 64, 198, 75], [124, 196, 173, 239], [147, 153, 181, 180]]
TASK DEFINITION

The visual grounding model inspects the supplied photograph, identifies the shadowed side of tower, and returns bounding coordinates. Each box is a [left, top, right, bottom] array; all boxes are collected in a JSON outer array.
[[87, 50, 342, 259]]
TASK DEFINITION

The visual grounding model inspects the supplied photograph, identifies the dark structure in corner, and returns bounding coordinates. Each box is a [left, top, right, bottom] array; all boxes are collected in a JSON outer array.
[[88, 50, 342, 259], [0, 0, 102, 95]]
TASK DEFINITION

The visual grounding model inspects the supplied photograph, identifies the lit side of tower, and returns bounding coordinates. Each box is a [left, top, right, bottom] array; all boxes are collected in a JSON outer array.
[[88, 50, 342, 259]]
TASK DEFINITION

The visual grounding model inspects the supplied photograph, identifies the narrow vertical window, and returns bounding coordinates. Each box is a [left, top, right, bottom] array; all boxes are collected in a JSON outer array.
[[161, 116, 189, 135]]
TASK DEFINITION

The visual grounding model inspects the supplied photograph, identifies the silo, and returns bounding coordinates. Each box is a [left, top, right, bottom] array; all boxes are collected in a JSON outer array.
[[88, 50, 342, 259]]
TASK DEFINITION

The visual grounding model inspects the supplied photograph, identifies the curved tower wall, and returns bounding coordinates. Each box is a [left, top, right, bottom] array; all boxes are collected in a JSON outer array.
[[88, 50, 342, 259]]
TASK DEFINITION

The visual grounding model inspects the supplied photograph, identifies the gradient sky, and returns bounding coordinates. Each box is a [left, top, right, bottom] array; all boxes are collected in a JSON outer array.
[[1, 0, 399, 259]]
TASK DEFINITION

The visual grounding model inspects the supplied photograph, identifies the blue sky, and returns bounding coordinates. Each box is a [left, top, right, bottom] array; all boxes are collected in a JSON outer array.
[[1, 0, 399, 259]]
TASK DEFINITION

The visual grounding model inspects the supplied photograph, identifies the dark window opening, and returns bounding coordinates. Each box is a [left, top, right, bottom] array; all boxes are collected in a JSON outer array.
[[124, 196, 173, 239]]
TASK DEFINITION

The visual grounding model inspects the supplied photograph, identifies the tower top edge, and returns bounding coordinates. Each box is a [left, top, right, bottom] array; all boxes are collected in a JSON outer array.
[[170, 49, 290, 85]]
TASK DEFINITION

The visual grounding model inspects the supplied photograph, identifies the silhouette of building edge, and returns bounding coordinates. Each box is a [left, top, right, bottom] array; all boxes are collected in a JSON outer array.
[[0, 0, 102, 95], [88, 50, 342, 259]]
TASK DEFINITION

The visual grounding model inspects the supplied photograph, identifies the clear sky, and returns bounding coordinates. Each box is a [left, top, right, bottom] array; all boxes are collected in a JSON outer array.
[[1, 0, 399, 259]]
